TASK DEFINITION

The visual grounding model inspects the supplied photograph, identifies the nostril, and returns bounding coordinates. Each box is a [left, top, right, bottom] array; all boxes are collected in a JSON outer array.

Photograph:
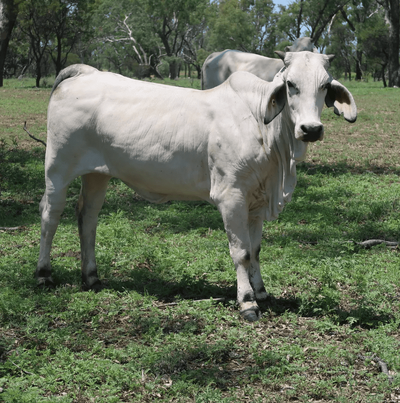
[[301, 124, 323, 134], [301, 124, 324, 142]]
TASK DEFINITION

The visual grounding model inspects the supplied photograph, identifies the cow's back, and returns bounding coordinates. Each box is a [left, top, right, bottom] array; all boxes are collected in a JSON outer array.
[[202, 50, 283, 90], [201, 50, 239, 89], [46, 68, 231, 202]]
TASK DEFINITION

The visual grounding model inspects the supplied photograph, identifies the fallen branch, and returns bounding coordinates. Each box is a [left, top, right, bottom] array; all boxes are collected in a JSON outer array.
[[9, 360, 35, 376], [0, 226, 25, 231], [300, 239, 398, 249], [357, 354, 394, 384], [155, 297, 227, 308], [354, 239, 398, 249], [23, 121, 46, 147]]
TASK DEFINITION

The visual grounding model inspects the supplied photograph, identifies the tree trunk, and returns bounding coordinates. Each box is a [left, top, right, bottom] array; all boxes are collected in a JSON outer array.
[[169, 60, 179, 79], [35, 65, 41, 87], [384, 0, 400, 87], [55, 34, 63, 76], [382, 65, 387, 87], [196, 65, 201, 79], [355, 50, 363, 81], [0, 0, 19, 86]]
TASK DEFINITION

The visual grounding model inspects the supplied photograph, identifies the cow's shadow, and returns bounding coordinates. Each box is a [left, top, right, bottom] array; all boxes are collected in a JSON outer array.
[[51, 262, 394, 330]]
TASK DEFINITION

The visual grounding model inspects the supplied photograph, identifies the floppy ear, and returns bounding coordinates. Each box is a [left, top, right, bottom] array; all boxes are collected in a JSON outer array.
[[325, 79, 357, 123], [264, 77, 286, 124]]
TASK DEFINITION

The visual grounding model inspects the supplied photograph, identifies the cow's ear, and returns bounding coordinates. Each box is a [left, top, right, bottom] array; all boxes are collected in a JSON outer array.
[[264, 77, 286, 124], [325, 79, 357, 123]]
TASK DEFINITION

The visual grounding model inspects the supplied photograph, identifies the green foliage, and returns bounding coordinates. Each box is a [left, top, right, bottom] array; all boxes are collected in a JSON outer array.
[[2, 0, 397, 84], [207, 0, 277, 54], [1, 79, 400, 401]]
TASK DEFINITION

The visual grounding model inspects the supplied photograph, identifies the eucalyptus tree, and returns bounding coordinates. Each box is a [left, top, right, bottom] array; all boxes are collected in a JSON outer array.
[[376, 0, 399, 86], [277, 0, 352, 46], [324, 1, 391, 83], [48, 0, 96, 76], [338, 0, 389, 81], [181, 8, 209, 79], [94, 0, 163, 78], [18, 0, 55, 87], [207, 0, 254, 52], [146, 0, 209, 79], [325, 21, 356, 80], [16, 0, 95, 86], [359, 8, 390, 85], [207, 0, 277, 55]]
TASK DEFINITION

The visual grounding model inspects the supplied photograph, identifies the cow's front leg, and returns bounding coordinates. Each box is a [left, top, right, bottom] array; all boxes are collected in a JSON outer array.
[[218, 198, 260, 322], [76, 173, 111, 291], [249, 216, 268, 302]]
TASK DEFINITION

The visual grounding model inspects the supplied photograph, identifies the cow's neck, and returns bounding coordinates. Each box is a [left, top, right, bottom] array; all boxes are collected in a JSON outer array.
[[253, 104, 308, 221]]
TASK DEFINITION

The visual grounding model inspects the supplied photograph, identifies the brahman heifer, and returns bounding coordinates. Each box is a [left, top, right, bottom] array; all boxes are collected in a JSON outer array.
[[201, 37, 317, 90], [36, 51, 357, 321]]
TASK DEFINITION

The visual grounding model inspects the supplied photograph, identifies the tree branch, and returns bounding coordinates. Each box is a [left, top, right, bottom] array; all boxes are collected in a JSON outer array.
[[357, 354, 394, 384]]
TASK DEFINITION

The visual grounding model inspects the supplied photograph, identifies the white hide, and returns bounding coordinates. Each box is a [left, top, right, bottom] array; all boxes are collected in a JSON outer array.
[[201, 37, 316, 90], [36, 52, 357, 322]]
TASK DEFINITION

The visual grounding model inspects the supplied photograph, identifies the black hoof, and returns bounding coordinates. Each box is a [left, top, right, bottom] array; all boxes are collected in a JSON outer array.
[[82, 279, 103, 292], [36, 277, 56, 289], [240, 308, 261, 322]]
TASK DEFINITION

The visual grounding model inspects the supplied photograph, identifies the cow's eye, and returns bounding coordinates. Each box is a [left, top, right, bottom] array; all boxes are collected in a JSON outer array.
[[320, 83, 328, 91], [287, 81, 299, 95]]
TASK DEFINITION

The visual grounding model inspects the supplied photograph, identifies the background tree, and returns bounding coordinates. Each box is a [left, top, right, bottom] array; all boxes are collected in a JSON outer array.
[[207, 0, 254, 52], [0, 0, 20, 86], [207, 0, 278, 55], [48, 0, 96, 77], [245, 0, 279, 56], [18, 0, 56, 87], [278, 0, 352, 46], [2, 20, 30, 78], [360, 9, 390, 85], [0, 0, 399, 85], [181, 7, 209, 79], [325, 21, 356, 80], [377, 0, 400, 86], [94, 0, 164, 78], [146, 0, 209, 79]]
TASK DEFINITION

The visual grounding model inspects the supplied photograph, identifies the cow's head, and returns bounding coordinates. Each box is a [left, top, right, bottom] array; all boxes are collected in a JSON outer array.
[[285, 37, 317, 53], [275, 51, 357, 143]]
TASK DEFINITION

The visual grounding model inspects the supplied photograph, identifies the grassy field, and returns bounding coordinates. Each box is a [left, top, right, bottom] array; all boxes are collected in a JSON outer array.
[[1, 75, 400, 402]]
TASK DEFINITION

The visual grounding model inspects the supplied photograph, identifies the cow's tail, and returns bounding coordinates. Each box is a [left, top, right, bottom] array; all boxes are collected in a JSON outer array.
[[51, 64, 98, 96]]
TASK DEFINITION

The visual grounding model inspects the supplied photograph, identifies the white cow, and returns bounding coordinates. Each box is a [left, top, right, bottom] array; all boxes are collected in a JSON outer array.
[[36, 51, 357, 321], [202, 37, 317, 90]]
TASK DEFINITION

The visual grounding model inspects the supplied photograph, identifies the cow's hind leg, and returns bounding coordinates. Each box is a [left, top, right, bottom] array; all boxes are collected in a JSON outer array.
[[76, 173, 111, 291], [36, 187, 68, 287], [249, 217, 268, 302], [218, 197, 260, 322]]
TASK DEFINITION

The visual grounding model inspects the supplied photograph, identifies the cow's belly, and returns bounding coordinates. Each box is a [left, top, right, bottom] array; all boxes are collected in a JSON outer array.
[[101, 148, 212, 203], [122, 183, 209, 204]]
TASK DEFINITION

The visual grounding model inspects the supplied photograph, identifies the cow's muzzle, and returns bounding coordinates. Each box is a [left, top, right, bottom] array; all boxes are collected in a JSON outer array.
[[300, 123, 324, 142]]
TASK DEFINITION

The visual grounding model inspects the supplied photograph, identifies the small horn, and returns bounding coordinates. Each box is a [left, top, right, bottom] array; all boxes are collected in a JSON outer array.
[[275, 51, 286, 61]]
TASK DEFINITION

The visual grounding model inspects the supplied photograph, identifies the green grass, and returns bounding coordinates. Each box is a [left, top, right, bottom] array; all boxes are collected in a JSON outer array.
[[1, 75, 400, 402]]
